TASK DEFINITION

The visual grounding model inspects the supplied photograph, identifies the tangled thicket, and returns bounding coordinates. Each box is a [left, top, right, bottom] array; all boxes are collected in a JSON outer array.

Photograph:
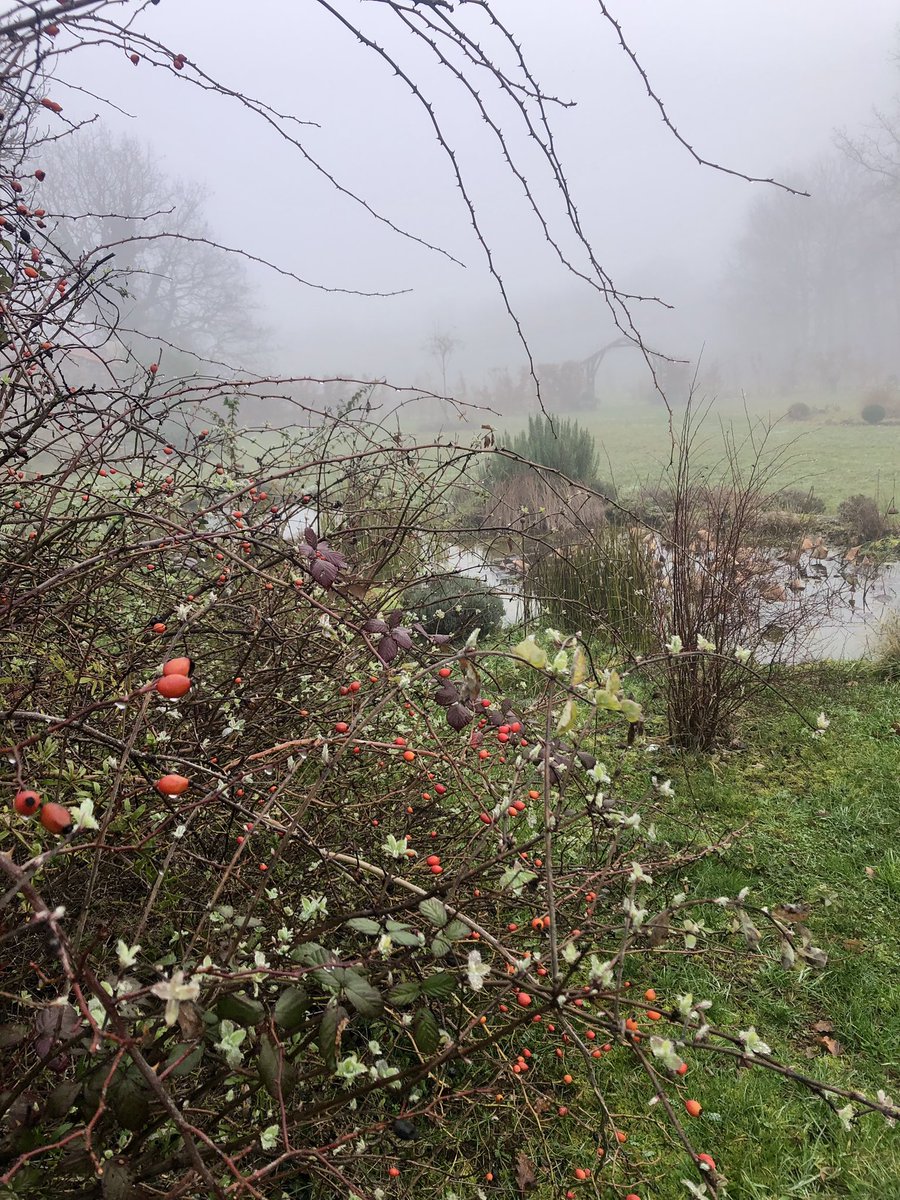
[[1, 5, 898, 1200]]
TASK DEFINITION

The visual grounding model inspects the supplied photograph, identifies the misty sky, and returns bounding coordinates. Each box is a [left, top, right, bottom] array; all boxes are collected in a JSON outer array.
[[63, 1, 900, 386]]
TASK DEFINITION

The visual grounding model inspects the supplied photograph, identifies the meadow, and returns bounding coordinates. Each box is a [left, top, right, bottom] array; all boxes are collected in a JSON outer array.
[[435, 397, 900, 514]]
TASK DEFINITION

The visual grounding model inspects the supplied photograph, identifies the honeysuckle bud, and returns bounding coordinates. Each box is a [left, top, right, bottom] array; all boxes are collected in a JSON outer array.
[[738, 1025, 771, 1056]]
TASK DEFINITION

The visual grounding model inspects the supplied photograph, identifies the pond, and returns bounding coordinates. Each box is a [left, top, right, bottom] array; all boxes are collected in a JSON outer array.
[[443, 544, 900, 664], [283, 508, 900, 663]]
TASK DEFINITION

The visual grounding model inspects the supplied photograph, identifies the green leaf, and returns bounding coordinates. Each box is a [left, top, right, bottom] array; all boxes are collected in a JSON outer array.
[[430, 935, 452, 958], [290, 942, 332, 966], [164, 1043, 203, 1077], [258, 1036, 298, 1099], [79, 1067, 107, 1117], [571, 645, 589, 687], [413, 1008, 440, 1055], [619, 698, 643, 723], [555, 698, 576, 735], [110, 1073, 150, 1132], [391, 930, 423, 947], [311, 968, 341, 994], [341, 971, 383, 1018], [385, 919, 412, 932], [346, 917, 382, 935], [44, 1080, 81, 1121], [420, 972, 456, 1000], [216, 993, 265, 1026], [100, 1159, 134, 1200], [498, 864, 538, 895], [418, 897, 448, 928], [388, 981, 421, 1006], [318, 1002, 347, 1071], [513, 636, 548, 670], [442, 920, 468, 942], [274, 986, 308, 1032]]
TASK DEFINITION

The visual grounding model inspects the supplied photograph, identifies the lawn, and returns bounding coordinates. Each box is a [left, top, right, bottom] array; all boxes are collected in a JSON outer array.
[[582, 663, 900, 1199], [585, 405, 900, 512]]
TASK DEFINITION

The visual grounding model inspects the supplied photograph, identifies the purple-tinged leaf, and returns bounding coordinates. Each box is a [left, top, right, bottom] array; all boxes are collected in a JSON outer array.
[[434, 684, 460, 707], [412, 622, 452, 644], [363, 618, 390, 635], [311, 558, 340, 588], [377, 636, 399, 664], [447, 702, 474, 731], [318, 544, 347, 569]]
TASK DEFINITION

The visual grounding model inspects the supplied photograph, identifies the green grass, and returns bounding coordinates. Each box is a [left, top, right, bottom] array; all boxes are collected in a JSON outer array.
[[589, 663, 900, 1198], [584, 405, 900, 512], [240, 395, 900, 513], [407, 664, 900, 1200]]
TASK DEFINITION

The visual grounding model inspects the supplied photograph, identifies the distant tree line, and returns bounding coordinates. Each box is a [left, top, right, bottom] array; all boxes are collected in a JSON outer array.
[[719, 68, 900, 395]]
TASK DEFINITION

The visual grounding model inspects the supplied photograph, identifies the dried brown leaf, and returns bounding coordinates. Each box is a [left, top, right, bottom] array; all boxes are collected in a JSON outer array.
[[647, 911, 670, 947], [177, 1001, 204, 1041], [516, 1151, 537, 1195], [819, 1036, 843, 1056]]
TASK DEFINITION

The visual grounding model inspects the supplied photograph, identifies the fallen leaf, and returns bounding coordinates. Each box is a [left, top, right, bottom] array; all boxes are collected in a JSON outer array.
[[819, 1036, 843, 1056], [864, 866, 876, 879], [812, 1019, 834, 1034], [516, 1151, 537, 1195], [771, 902, 812, 924]]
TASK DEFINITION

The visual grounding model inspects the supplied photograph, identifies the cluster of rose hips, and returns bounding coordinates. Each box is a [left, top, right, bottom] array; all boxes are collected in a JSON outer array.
[[154, 656, 193, 698], [12, 789, 72, 834]]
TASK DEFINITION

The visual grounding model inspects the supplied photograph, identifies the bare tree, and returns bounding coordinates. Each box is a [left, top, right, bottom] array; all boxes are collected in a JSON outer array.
[[424, 327, 461, 398], [40, 127, 262, 364]]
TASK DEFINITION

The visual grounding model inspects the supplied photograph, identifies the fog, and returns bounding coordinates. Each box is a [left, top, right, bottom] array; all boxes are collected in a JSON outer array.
[[56, 1, 900, 405]]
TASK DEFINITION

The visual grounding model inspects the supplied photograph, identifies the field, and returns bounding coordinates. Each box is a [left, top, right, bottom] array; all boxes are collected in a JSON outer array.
[[439, 400, 900, 513]]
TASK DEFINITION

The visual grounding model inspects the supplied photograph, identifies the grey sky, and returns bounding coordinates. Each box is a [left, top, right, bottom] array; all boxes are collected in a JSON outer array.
[[68, 1, 899, 384]]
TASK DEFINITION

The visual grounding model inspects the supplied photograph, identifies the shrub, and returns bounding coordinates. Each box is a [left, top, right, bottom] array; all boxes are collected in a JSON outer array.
[[861, 402, 887, 425], [406, 573, 505, 640], [474, 470, 609, 538], [488, 413, 606, 489], [473, 414, 613, 539], [837, 493, 887, 542], [2, 10, 898, 1198], [642, 404, 834, 748], [787, 401, 811, 421], [770, 487, 827, 515]]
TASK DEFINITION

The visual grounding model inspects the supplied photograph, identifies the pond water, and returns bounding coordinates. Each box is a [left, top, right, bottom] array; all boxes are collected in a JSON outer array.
[[444, 545, 900, 664], [798, 560, 900, 661], [282, 508, 900, 663]]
